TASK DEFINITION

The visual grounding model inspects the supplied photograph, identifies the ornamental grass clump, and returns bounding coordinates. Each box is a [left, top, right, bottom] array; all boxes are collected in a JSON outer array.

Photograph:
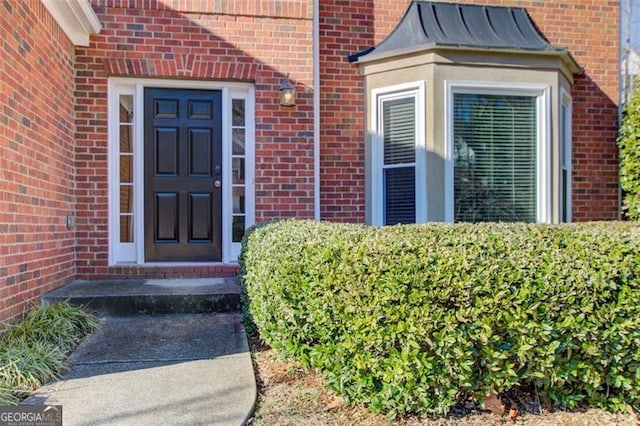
[[240, 219, 640, 418], [0, 302, 98, 405]]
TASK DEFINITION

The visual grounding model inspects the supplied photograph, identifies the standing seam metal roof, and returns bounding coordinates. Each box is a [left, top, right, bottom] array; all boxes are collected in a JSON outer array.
[[349, 1, 578, 70]]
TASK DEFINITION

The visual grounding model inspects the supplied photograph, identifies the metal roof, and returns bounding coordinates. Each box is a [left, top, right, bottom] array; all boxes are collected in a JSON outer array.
[[349, 1, 580, 71]]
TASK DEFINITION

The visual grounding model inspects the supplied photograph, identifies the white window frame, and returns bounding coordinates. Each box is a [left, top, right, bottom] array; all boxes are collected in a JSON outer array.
[[107, 77, 255, 265], [370, 81, 426, 226], [560, 87, 572, 222], [444, 81, 552, 223]]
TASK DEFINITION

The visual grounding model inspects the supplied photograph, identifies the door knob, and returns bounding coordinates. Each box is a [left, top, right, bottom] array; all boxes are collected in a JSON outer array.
[[214, 180, 222, 188]]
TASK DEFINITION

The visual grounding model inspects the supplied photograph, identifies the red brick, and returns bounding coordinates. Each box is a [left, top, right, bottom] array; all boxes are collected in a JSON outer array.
[[319, 0, 619, 222], [0, 0, 76, 323], [0, 0, 621, 323]]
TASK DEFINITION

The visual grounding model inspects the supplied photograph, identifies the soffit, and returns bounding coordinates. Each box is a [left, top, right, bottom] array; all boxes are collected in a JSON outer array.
[[41, 0, 102, 47]]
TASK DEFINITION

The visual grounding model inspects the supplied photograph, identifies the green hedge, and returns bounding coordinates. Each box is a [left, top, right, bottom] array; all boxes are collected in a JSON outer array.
[[619, 79, 640, 219], [240, 220, 640, 418]]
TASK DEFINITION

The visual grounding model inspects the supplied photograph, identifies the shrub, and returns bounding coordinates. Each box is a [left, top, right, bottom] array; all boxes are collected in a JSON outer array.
[[0, 302, 98, 405], [619, 79, 640, 219], [240, 219, 640, 418]]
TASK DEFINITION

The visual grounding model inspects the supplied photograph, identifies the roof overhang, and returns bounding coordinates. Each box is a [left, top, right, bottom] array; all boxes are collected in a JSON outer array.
[[349, 1, 582, 75], [354, 44, 582, 76], [41, 0, 102, 47]]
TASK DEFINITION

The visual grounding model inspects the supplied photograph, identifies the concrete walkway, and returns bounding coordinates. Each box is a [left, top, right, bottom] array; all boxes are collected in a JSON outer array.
[[26, 313, 256, 426]]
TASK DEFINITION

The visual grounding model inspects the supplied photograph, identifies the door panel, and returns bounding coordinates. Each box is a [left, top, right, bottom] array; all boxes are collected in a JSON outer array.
[[155, 98, 179, 118], [189, 193, 213, 241], [155, 128, 178, 175], [156, 193, 179, 242], [144, 88, 222, 262], [189, 129, 212, 176], [188, 100, 212, 119]]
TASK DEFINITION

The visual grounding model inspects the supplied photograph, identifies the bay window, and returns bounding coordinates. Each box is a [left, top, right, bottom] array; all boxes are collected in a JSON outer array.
[[452, 93, 537, 222], [447, 83, 551, 224], [354, 2, 578, 226], [371, 82, 426, 226]]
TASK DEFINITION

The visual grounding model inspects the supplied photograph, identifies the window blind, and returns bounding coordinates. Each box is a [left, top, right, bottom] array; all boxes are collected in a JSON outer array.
[[453, 94, 536, 223], [382, 97, 416, 225], [561, 102, 570, 222]]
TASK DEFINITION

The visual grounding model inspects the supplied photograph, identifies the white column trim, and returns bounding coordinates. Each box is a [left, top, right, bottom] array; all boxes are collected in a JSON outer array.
[[313, 0, 321, 220], [560, 87, 573, 222], [107, 79, 117, 266], [221, 87, 231, 264], [134, 84, 145, 264], [537, 85, 552, 223]]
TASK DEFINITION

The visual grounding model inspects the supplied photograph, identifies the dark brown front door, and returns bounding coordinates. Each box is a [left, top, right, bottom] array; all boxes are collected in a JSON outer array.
[[144, 88, 222, 262]]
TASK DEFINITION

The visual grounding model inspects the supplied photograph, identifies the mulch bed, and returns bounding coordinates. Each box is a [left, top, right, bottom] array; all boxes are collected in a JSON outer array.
[[246, 335, 639, 426]]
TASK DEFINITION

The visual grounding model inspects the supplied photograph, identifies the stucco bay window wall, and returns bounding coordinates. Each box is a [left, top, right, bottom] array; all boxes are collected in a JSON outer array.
[[351, 1, 581, 225]]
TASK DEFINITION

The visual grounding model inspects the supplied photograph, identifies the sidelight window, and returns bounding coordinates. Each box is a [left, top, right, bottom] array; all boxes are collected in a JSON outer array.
[[231, 98, 246, 242], [118, 95, 135, 243]]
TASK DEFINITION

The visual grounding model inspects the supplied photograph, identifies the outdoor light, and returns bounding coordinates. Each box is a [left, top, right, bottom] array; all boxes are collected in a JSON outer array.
[[279, 74, 296, 107]]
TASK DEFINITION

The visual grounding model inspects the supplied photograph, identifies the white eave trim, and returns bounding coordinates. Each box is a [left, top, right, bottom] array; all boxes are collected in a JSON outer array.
[[355, 45, 583, 76], [42, 0, 102, 46]]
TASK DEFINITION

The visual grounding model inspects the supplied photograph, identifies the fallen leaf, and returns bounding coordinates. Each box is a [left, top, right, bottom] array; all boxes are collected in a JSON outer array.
[[324, 395, 345, 411], [509, 406, 519, 421], [482, 392, 505, 416]]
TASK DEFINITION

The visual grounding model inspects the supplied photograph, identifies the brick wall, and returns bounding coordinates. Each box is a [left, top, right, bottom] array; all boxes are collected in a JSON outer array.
[[74, 0, 314, 278], [0, 1, 77, 322], [0, 0, 621, 308], [319, 0, 620, 221]]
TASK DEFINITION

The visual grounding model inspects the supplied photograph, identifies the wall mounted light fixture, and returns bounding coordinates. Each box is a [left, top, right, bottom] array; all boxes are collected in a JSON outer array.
[[279, 74, 296, 107]]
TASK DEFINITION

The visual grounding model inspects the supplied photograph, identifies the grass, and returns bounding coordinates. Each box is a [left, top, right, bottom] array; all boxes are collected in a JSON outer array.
[[0, 302, 98, 405]]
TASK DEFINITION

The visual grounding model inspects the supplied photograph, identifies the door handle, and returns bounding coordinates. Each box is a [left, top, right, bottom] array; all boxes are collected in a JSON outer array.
[[214, 180, 222, 188]]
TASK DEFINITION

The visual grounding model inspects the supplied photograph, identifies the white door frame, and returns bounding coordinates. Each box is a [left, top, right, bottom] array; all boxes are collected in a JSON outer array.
[[107, 77, 255, 265]]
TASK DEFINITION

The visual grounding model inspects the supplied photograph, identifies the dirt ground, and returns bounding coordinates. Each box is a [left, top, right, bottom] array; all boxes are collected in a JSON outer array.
[[246, 340, 639, 426]]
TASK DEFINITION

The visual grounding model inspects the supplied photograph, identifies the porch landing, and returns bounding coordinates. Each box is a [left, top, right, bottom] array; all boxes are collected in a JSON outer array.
[[41, 278, 242, 316]]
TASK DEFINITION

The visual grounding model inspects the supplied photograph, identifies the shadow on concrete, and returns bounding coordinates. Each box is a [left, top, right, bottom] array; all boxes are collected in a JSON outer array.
[[65, 314, 249, 378], [25, 313, 256, 426]]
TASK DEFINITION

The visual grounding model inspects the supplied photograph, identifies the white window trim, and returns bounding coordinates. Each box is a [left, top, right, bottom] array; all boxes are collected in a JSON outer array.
[[444, 81, 552, 223], [560, 87, 572, 222], [227, 88, 255, 261], [370, 81, 426, 226], [107, 77, 255, 265]]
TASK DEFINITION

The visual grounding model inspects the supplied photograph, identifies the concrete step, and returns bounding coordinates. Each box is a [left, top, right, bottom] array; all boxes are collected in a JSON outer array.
[[42, 278, 242, 316]]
